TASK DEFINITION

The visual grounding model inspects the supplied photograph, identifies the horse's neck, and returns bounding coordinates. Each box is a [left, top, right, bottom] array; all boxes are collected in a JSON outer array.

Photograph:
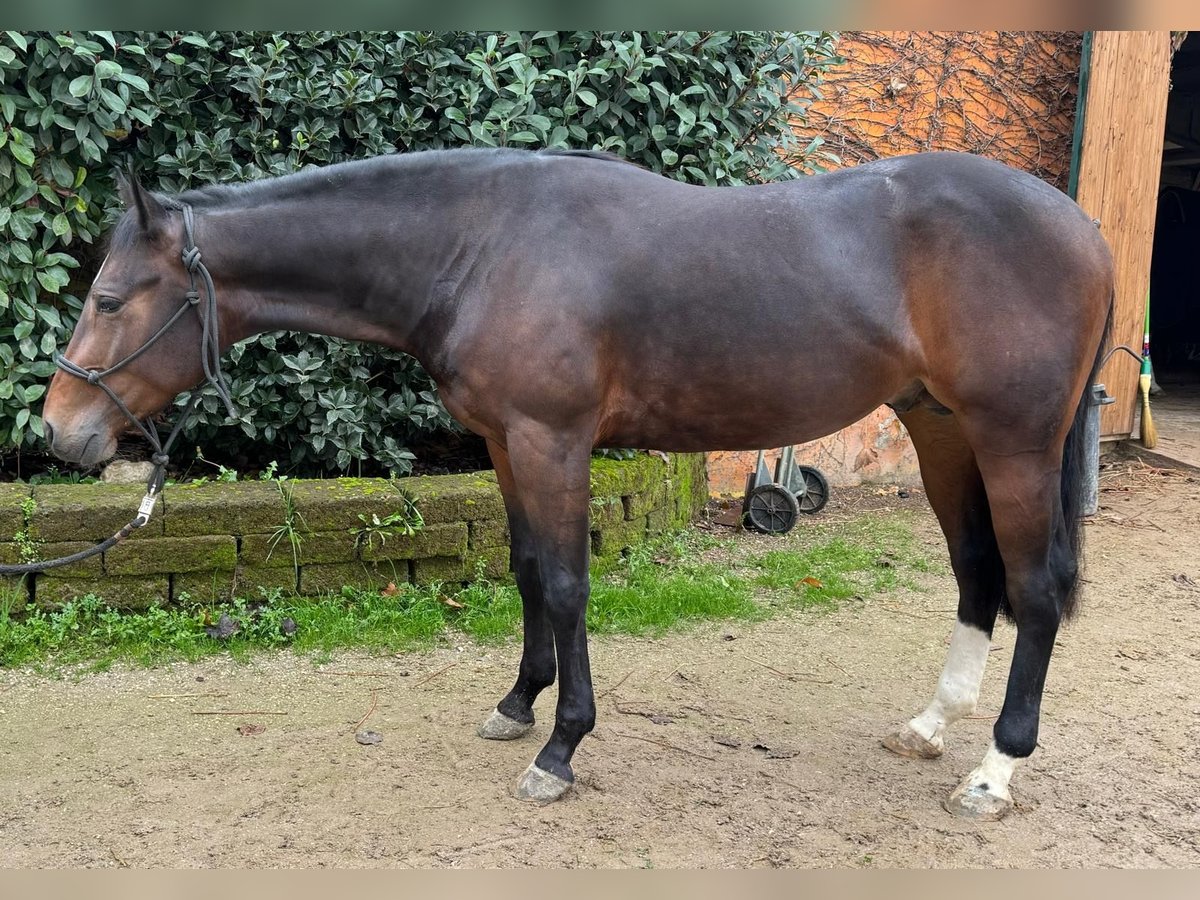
[[204, 190, 461, 359]]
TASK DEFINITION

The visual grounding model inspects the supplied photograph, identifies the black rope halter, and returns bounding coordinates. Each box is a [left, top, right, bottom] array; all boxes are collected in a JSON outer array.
[[0, 202, 238, 576]]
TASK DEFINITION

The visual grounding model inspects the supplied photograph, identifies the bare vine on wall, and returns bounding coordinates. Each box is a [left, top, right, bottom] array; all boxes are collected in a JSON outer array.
[[795, 32, 1084, 189]]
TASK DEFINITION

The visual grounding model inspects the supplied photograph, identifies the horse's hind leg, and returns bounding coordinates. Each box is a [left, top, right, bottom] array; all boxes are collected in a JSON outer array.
[[477, 438, 557, 741], [941, 445, 1076, 820], [883, 407, 1004, 760]]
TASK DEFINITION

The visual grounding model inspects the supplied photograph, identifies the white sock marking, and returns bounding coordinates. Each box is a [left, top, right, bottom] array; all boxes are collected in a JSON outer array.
[[907, 621, 990, 747], [963, 740, 1020, 800]]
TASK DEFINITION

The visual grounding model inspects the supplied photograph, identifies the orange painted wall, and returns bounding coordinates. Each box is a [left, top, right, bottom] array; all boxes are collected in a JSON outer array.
[[706, 31, 1083, 495]]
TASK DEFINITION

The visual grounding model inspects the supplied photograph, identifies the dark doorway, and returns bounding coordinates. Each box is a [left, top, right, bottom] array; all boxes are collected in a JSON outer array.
[[1148, 32, 1200, 465]]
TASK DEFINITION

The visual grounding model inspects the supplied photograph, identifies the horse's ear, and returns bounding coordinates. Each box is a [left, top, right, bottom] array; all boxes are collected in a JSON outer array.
[[116, 168, 167, 239]]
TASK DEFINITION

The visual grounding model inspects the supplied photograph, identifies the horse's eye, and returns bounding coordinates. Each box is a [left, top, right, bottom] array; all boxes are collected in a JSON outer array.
[[96, 297, 123, 314]]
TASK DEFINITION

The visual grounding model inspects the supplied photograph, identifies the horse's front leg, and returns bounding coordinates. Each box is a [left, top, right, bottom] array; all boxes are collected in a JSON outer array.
[[477, 438, 557, 740], [491, 424, 595, 802]]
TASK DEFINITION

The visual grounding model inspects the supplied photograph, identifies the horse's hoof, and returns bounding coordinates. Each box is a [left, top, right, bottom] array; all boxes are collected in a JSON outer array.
[[943, 781, 1013, 821], [514, 763, 573, 803], [477, 708, 534, 741], [882, 724, 943, 759]]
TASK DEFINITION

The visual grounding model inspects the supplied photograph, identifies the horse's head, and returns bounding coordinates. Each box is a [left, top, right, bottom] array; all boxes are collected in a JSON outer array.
[[43, 174, 214, 467]]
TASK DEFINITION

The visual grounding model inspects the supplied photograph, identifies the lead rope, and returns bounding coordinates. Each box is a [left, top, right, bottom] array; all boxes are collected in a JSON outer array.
[[0, 202, 237, 576]]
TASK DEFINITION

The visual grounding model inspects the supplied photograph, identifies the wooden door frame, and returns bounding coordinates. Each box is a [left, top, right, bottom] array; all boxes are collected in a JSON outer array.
[[1070, 31, 1173, 440]]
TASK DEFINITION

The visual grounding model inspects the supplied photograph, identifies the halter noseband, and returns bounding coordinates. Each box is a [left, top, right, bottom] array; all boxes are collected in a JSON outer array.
[[53, 201, 238, 520]]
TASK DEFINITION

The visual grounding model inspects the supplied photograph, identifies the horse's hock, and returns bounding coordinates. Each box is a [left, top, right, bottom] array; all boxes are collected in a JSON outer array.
[[0, 454, 708, 610]]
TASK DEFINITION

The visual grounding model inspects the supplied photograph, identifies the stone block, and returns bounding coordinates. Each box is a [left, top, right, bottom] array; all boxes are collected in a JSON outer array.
[[282, 478, 422, 534], [240, 530, 359, 567], [591, 519, 648, 560], [646, 507, 672, 534], [162, 481, 284, 537], [235, 565, 300, 598], [29, 483, 164, 541], [35, 575, 168, 610], [589, 497, 625, 531], [465, 548, 510, 581], [469, 518, 510, 550], [33, 541, 104, 578], [412, 555, 470, 585], [104, 535, 238, 576], [360, 523, 467, 562], [624, 481, 671, 520], [400, 474, 505, 524], [588, 454, 663, 500], [299, 561, 400, 596], [0, 483, 31, 538], [172, 570, 239, 605]]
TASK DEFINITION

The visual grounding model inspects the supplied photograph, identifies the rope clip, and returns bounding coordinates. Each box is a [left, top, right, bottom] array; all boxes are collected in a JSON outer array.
[[135, 488, 159, 527]]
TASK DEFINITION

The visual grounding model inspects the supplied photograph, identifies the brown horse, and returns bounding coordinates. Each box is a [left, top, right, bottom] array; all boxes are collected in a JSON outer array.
[[41, 148, 1112, 819]]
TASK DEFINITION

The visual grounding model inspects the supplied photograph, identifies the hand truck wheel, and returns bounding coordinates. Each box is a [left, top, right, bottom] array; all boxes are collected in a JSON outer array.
[[743, 483, 801, 534], [795, 465, 830, 514]]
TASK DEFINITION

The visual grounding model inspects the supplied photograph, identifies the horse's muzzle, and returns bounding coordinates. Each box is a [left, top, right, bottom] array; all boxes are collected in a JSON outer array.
[[44, 417, 115, 468]]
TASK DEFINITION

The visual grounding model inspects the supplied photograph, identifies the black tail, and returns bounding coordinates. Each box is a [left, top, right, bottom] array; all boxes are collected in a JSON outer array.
[[1058, 292, 1115, 619]]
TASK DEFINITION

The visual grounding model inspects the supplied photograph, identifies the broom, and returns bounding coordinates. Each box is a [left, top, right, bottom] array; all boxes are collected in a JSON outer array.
[[1139, 293, 1157, 448]]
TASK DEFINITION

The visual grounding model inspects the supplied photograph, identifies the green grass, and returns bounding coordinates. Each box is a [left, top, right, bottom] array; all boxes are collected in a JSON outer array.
[[0, 514, 937, 672], [589, 536, 762, 635], [0, 587, 456, 671], [748, 514, 924, 607]]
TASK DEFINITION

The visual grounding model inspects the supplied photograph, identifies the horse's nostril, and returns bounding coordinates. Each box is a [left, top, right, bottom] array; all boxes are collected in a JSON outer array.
[[44, 420, 55, 446]]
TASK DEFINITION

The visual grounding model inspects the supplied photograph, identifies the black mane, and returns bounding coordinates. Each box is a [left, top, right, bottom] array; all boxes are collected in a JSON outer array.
[[168, 146, 641, 211], [107, 146, 643, 251]]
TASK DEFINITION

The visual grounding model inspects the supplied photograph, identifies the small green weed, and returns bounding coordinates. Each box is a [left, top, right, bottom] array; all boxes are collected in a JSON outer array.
[[189, 448, 241, 485], [13, 496, 39, 564], [26, 467, 98, 486], [0, 585, 27, 621], [266, 476, 306, 580], [353, 481, 424, 553]]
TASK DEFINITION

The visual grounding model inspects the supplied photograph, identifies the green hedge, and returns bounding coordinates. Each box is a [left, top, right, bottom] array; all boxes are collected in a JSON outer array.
[[0, 31, 837, 474]]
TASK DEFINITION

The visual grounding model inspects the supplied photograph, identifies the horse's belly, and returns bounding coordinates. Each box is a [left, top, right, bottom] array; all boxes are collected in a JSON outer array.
[[598, 365, 901, 453]]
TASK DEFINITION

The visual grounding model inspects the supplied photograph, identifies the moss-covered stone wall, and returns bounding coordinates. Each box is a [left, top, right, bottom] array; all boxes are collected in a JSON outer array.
[[0, 454, 708, 610]]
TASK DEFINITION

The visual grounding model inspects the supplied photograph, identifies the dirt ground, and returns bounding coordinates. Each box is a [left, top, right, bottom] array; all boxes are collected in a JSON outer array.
[[1, 452, 1198, 869]]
